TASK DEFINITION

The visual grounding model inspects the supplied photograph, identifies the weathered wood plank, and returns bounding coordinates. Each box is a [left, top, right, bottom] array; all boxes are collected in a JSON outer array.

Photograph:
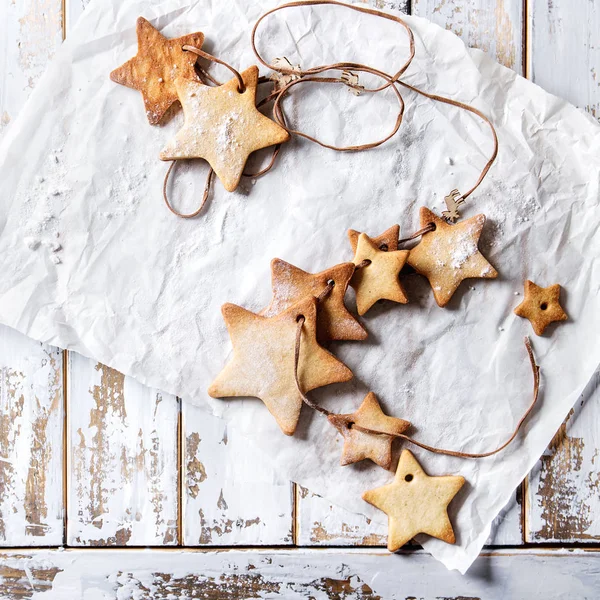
[[296, 485, 387, 546], [529, 0, 600, 118], [0, 548, 599, 598], [0, 327, 64, 546], [526, 372, 600, 542], [525, 0, 600, 541], [0, 0, 65, 548], [67, 354, 179, 545], [182, 402, 294, 545], [412, 0, 525, 74], [0, 0, 63, 137]]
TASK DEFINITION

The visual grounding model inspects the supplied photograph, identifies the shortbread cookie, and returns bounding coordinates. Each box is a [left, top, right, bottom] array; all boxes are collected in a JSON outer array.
[[348, 225, 400, 253], [328, 392, 410, 470], [263, 259, 367, 341], [362, 450, 465, 551], [514, 280, 568, 335], [110, 17, 205, 125], [407, 207, 498, 307], [350, 232, 410, 315], [208, 296, 353, 436], [160, 67, 290, 191]]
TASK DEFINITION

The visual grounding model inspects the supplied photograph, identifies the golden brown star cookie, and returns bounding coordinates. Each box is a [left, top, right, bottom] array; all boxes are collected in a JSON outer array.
[[262, 259, 367, 342], [350, 232, 410, 315], [407, 207, 498, 307], [110, 17, 205, 125], [328, 392, 410, 470], [208, 296, 353, 436], [514, 280, 568, 336], [160, 67, 290, 191], [348, 225, 400, 253], [362, 450, 465, 551]]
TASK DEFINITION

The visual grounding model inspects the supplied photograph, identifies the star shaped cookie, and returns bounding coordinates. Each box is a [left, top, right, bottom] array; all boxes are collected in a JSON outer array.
[[362, 450, 465, 551], [407, 207, 498, 307], [160, 67, 290, 191], [208, 296, 353, 436], [262, 259, 367, 341], [350, 232, 410, 315], [514, 280, 568, 335], [110, 17, 205, 125], [328, 392, 410, 470], [348, 225, 400, 253]]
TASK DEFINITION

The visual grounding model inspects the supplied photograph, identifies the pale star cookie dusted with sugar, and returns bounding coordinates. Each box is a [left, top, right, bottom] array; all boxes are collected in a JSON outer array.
[[514, 280, 568, 336], [110, 17, 205, 125], [350, 230, 410, 316], [328, 392, 410, 470], [208, 296, 353, 436], [407, 207, 498, 307], [362, 449, 465, 551], [160, 66, 290, 192], [263, 259, 367, 342]]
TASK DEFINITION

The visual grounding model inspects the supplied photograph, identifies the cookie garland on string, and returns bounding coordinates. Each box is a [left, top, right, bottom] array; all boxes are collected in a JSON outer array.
[[109, 1, 502, 222], [108, 2, 564, 552], [208, 216, 543, 551]]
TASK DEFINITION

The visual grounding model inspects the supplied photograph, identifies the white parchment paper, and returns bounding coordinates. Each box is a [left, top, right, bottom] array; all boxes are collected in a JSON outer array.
[[0, 0, 599, 573]]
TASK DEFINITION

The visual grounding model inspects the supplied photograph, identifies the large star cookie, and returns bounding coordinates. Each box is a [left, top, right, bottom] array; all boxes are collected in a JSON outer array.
[[110, 17, 205, 125], [350, 231, 410, 315], [208, 296, 353, 436], [407, 207, 498, 307], [328, 392, 410, 470], [514, 280, 568, 335], [362, 450, 465, 551], [262, 259, 367, 341], [160, 67, 290, 191]]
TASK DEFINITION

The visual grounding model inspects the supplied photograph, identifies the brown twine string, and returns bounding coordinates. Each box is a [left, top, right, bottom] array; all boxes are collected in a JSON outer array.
[[252, 0, 498, 198], [183, 45, 246, 93], [294, 311, 541, 459], [163, 161, 214, 219]]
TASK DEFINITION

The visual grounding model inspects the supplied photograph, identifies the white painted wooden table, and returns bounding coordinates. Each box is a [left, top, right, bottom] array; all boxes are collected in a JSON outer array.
[[0, 0, 599, 597]]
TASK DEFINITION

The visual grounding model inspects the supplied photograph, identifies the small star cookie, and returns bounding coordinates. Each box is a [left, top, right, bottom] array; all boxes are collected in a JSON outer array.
[[362, 450, 465, 551], [110, 17, 205, 125], [160, 66, 290, 191], [350, 232, 410, 315], [407, 207, 498, 307], [348, 225, 400, 253], [208, 296, 353, 436], [262, 259, 367, 341], [514, 280, 568, 335], [328, 392, 410, 470]]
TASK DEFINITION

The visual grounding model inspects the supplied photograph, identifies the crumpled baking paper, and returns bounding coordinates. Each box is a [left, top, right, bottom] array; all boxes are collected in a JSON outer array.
[[0, 0, 598, 573]]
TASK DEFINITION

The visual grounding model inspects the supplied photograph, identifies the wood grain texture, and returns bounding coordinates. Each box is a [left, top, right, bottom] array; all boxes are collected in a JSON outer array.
[[412, 0, 525, 74], [0, 327, 64, 546], [529, 0, 600, 118], [526, 372, 600, 542], [0, 0, 63, 137], [525, 0, 600, 541], [182, 402, 294, 545], [67, 354, 179, 546], [0, 548, 599, 598]]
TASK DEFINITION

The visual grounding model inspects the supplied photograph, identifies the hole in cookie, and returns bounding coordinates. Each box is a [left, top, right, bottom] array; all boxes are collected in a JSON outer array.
[[327, 279, 335, 287], [428, 222, 437, 232], [404, 474, 413, 482], [540, 302, 548, 311], [346, 421, 354, 430], [296, 314, 305, 322], [379, 244, 389, 251]]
